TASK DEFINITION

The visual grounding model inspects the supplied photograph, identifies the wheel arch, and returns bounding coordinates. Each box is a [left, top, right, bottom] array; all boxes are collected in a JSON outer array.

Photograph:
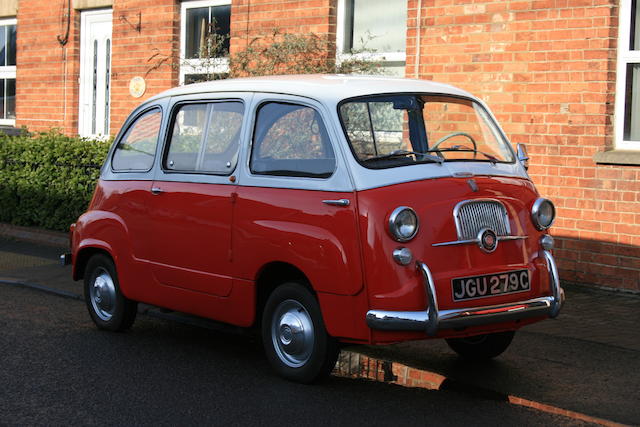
[[254, 261, 314, 327], [73, 245, 114, 281]]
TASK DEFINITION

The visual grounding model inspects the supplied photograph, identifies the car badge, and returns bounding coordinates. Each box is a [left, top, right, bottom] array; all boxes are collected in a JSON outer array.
[[477, 228, 498, 253], [467, 179, 479, 192]]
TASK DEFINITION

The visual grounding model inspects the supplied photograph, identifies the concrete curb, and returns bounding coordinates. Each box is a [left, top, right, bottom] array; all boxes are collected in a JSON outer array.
[[0, 223, 69, 248]]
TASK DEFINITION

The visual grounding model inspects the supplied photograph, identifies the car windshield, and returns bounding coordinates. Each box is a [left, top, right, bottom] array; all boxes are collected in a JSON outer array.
[[339, 95, 515, 168]]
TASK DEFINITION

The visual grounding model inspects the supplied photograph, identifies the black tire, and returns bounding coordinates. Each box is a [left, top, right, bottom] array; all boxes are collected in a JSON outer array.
[[262, 282, 339, 383], [84, 254, 137, 332], [446, 331, 515, 360]]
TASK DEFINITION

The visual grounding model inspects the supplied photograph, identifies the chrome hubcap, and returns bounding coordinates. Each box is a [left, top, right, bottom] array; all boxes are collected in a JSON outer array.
[[271, 300, 314, 368], [90, 268, 117, 321]]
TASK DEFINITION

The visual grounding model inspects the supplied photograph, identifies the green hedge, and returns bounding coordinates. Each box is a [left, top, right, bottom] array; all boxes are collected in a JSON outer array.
[[0, 131, 111, 231]]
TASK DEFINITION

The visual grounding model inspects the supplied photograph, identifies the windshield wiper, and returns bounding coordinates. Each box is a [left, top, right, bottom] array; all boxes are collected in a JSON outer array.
[[426, 147, 499, 163], [364, 150, 444, 164]]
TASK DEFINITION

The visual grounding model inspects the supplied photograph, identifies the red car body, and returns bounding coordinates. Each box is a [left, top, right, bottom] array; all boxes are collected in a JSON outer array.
[[70, 75, 563, 382]]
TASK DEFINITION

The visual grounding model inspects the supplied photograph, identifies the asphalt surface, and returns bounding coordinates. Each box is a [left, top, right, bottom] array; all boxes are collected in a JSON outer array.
[[1, 236, 639, 425], [0, 284, 591, 426]]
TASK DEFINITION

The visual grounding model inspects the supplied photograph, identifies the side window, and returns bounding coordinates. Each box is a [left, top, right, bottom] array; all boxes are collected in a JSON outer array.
[[250, 102, 335, 178], [165, 101, 243, 174], [112, 108, 162, 172]]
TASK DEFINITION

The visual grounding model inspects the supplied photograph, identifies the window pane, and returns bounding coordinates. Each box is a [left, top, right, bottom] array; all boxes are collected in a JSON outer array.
[[185, 7, 209, 58], [632, 0, 639, 50], [167, 104, 207, 171], [185, 5, 230, 59], [6, 78, 15, 119], [624, 63, 640, 141], [7, 24, 15, 65], [251, 103, 335, 178], [211, 5, 231, 54], [112, 109, 162, 171], [347, 0, 407, 53], [0, 27, 5, 67], [0, 79, 5, 119], [202, 102, 243, 174]]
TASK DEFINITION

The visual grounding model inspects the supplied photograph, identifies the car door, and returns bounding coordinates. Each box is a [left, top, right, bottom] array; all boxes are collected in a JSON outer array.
[[234, 95, 364, 296], [146, 96, 247, 297]]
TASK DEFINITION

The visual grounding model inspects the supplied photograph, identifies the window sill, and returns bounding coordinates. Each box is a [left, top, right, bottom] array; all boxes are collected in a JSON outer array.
[[593, 150, 640, 166]]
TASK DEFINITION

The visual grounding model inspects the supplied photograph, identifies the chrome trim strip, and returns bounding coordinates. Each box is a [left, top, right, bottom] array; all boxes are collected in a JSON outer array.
[[543, 249, 564, 317], [60, 253, 72, 266], [365, 258, 564, 334], [322, 199, 350, 206], [432, 235, 527, 247], [531, 198, 556, 231], [452, 198, 511, 240], [416, 262, 439, 335], [388, 206, 419, 242]]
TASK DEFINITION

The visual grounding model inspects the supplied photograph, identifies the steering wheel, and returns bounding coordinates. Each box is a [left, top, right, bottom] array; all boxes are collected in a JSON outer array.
[[431, 132, 478, 158]]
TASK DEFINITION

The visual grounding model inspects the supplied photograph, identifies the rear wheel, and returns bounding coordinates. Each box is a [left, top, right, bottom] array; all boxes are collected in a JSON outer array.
[[262, 282, 339, 383], [84, 254, 137, 332], [446, 331, 515, 360]]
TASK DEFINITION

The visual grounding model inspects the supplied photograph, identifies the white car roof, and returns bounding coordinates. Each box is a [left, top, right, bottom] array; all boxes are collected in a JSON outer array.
[[145, 74, 476, 104]]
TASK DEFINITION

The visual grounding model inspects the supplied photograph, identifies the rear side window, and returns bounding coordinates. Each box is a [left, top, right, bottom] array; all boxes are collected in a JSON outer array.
[[250, 102, 335, 178], [112, 108, 162, 172], [165, 101, 244, 175]]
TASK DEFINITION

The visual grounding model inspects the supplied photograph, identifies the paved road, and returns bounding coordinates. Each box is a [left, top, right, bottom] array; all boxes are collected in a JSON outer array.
[[0, 284, 591, 426]]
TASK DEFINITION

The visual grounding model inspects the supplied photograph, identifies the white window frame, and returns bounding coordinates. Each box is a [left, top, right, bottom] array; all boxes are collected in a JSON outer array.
[[336, 0, 407, 76], [179, 0, 231, 85], [614, 0, 640, 149], [0, 17, 16, 126]]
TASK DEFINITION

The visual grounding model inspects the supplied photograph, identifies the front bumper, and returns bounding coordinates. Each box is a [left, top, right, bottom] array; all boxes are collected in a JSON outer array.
[[366, 250, 564, 336]]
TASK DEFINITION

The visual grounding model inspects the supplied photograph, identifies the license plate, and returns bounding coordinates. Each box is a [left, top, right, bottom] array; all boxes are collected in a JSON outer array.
[[451, 269, 530, 302]]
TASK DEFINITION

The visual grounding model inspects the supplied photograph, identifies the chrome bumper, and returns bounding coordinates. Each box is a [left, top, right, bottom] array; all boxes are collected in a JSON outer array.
[[366, 250, 564, 336]]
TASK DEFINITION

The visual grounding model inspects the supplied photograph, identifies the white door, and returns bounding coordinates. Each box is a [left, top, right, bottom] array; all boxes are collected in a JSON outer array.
[[79, 10, 112, 138]]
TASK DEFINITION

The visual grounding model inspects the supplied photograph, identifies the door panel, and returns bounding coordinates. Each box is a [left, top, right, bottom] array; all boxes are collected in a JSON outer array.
[[147, 181, 235, 297], [79, 10, 112, 138], [146, 100, 245, 297]]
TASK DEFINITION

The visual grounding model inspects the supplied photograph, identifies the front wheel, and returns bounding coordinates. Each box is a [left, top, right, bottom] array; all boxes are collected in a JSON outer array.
[[446, 331, 515, 360], [84, 254, 137, 332], [262, 282, 339, 383]]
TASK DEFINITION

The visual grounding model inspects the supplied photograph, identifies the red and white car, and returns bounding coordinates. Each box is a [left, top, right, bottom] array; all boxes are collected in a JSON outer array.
[[67, 75, 563, 383]]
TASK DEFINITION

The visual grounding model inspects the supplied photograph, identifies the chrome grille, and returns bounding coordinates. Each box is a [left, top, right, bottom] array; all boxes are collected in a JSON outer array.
[[454, 200, 510, 240]]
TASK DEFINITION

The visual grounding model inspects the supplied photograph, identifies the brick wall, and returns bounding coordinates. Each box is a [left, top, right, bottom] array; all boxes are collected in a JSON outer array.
[[14, 0, 639, 290], [407, 0, 639, 291], [230, 0, 336, 57], [16, 0, 178, 136], [110, 0, 179, 134], [16, 0, 81, 134]]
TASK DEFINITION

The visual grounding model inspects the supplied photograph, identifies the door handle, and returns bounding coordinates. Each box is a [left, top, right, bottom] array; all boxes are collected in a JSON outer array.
[[151, 187, 164, 195], [322, 199, 350, 207]]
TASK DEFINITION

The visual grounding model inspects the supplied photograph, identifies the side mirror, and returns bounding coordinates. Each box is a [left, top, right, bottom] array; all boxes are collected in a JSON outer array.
[[516, 143, 529, 170]]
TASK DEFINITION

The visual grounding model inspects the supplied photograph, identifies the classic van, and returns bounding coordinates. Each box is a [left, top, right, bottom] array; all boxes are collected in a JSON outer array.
[[67, 75, 563, 383]]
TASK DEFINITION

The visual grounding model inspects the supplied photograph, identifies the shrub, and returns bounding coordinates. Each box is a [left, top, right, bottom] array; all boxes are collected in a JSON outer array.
[[0, 131, 110, 231]]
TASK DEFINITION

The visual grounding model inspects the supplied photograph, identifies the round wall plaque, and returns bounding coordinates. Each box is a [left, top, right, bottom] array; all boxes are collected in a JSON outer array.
[[129, 76, 146, 98]]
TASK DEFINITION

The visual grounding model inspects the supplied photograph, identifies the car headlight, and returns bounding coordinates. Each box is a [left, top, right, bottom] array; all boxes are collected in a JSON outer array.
[[531, 198, 555, 230], [388, 206, 419, 242]]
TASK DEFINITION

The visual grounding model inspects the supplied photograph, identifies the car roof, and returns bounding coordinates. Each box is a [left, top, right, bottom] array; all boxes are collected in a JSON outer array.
[[144, 74, 476, 105]]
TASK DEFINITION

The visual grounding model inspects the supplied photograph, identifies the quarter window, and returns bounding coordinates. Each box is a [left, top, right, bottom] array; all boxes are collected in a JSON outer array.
[[616, 0, 640, 148], [251, 103, 335, 178], [165, 101, 243, 174], [0, 18, 16, 124], [180, 0, 231, 84], [336, 0, 407, 76], [112, 109, 162, 172]]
